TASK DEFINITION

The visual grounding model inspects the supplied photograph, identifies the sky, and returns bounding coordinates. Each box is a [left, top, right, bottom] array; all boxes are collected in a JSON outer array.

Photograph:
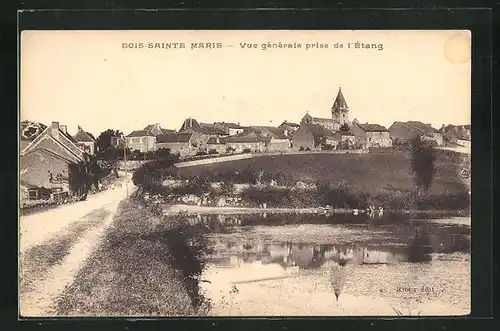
[[20, 30, 471, 137]]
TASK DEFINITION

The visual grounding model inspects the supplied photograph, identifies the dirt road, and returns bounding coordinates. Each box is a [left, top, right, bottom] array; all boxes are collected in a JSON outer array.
[[19, 176, 135, 317]]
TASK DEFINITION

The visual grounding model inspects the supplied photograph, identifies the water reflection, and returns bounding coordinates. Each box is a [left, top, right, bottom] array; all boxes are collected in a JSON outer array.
[[176, 213, 470, 270], [170, 212, 470, 315]]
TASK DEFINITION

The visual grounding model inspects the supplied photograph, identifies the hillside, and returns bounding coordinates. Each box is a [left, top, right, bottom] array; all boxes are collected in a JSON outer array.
[[175, 151, 468, 195]]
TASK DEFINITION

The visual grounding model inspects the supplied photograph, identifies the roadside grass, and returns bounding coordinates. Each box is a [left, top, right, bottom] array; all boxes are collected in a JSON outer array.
[[175, 152, 466, 195], [19, 208, 110, 294], [54, 198, 211, 316]]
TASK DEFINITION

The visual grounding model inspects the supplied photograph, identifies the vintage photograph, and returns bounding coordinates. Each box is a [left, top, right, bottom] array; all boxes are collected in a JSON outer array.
[[19, 30, 471, 317]]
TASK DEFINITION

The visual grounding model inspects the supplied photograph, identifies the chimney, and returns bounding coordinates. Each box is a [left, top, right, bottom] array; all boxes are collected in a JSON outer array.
[[60, 125, 67, 134], [50, 121, 60, 139]]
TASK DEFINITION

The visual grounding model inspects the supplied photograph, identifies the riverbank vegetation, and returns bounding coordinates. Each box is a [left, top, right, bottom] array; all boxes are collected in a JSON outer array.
[[131, 147, 470, 212]]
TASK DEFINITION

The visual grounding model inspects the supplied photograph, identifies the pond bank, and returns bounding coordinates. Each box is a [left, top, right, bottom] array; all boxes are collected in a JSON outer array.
[[163, 204, 470, 218]]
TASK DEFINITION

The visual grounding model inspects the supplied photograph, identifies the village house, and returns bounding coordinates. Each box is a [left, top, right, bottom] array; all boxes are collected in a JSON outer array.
[[213, 122, 245, 136], [439, 124, 471, 148], [73, 125, 96, 155], [178, 118, 226, 153], [20, 121, 86, 202], [332, 129, 356, 148], [126, 123, 175, 153], [155, 132, 195, 158], [388, 121, 443, 146], [246, 126, 292, 152], [278, 121, 300, 136], [225, 131, 270, 153], [206, 136, 228, 154], [292, 123, 340, 150], [351, 120, 393, 148]]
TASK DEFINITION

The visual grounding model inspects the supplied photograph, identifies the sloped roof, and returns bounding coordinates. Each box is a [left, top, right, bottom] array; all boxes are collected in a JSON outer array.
[[180, 118, 201, 131], [215, 122, 243, 129], [127, 130, 155, 137], [310, 116, 336, 124], [331, 87, 348, 113], [406, 121, 439, 134], [156, 132, 192, 143], [161, 128, 176, 134], [226, 132, 271, 143], [73, 126, 96, 142], [355, 123, 388, 132], [300, 124, 336, 138], [248, 126, 288, 139], [279, 121, 300, 128], [143, 124, 157, 132]]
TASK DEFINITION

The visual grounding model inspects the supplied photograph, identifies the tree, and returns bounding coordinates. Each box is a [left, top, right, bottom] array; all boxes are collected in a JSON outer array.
[[96, 129, 123, 152], [410, 136, 436, 194]]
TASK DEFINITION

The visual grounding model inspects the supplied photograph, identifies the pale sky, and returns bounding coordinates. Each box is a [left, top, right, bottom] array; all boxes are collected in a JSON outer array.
[[20, 30, 471, 137]]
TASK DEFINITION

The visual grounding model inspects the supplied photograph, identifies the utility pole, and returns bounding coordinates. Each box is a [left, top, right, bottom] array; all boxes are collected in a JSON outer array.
[[123, 135, 129, 198]]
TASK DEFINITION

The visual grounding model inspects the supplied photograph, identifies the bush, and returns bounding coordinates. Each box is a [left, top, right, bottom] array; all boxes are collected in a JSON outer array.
[[242, 148, 252, 154], [208, 149, 218, 155]]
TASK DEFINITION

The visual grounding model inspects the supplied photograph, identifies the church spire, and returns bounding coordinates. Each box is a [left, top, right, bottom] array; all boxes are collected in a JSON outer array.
[[331, 86, 348, 114]]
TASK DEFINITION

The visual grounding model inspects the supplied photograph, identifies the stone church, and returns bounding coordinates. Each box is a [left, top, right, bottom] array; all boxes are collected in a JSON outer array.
[[300, 87, 351, 132]]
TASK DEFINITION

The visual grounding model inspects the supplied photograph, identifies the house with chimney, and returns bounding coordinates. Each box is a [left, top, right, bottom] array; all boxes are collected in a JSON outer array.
[[178, 118, 230, 153], [351, 120, 392, 148], [20, 121, 86, 202], [126, 123, 175, 153], [388, 121, 443, 146], [73, 125, 96, 154]]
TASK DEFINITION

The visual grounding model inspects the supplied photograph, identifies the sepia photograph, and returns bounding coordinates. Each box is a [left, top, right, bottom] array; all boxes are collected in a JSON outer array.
[[19, 30, 471, 317]]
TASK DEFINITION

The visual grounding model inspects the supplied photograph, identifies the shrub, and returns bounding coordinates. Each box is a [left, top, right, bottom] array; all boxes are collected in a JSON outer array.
[[242, 148, 252, 154], [208, 149, 218, 155]]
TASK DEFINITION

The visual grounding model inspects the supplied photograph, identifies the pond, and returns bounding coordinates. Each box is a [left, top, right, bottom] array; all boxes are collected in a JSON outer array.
[[170, 212, 470, 316]]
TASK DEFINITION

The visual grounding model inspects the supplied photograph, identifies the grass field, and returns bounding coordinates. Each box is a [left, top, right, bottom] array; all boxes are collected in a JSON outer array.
[[175, 151, 467, 195]]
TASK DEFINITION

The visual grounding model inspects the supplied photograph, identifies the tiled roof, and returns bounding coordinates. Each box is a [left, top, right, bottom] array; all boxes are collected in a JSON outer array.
[[248, 126, 289, 139], [300, 124, 336, 138], [127, 130, 155, 137], [73, 126, 96, 142], [215, 122, 243, 129], [355, 123, 388, 132], [279, 121, 300, 128], [180, 118, 201, 131], [310, 116, 336, 124], [226, 132, 270, 143], [161, 128, 176, 134], [156, 132, 192, 143], [406, 121, 439, 134]]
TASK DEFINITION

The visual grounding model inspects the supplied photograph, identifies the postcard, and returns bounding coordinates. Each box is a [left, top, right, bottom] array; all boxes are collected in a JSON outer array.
[[19, 30, 471, 317]]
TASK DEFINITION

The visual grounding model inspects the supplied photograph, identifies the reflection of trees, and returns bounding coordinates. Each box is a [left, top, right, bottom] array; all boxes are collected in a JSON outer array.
[[407, 229, 433, 263]]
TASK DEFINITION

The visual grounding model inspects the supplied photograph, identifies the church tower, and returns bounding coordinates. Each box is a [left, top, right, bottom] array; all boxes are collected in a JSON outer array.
[[331, 87, 350, 128]]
